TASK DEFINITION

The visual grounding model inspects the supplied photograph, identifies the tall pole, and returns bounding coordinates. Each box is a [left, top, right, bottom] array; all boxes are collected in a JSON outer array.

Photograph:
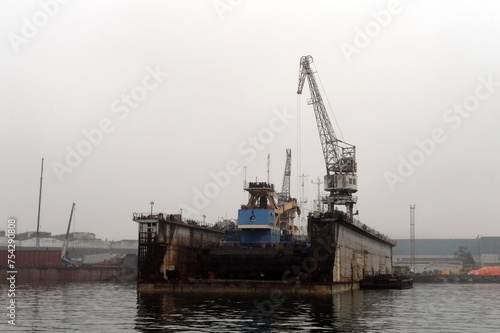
[[243, 166, 247, 189], [36, 158, 44, 249], [267, 154, 270, 184], [410, 204, 416, 274], [298, 174, 308, 235], [312, 177, 323, 212]]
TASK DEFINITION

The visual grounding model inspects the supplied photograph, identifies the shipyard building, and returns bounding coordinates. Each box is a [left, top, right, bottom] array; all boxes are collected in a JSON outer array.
[[393, 236, 500, 273]]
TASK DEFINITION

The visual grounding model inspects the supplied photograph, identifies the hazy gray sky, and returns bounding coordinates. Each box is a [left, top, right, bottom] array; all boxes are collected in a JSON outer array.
[[1, 1, 499, 241]]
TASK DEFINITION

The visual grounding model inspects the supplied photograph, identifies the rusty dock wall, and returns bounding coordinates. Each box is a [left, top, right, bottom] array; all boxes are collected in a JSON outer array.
[[134, 213, 223, 283]]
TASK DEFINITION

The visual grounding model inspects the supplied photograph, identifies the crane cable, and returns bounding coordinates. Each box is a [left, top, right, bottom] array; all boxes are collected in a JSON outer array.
[[312, 62, 345, 142], [296, 93, 302, 234], [296, 93, 301, 207]]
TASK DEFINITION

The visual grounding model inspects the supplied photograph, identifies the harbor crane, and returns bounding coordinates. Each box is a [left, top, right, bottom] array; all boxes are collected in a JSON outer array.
[[297, 55, 358, 219]]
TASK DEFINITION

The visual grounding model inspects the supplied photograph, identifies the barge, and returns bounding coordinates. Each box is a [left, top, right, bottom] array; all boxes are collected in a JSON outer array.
[[360, 274, 414, 290]]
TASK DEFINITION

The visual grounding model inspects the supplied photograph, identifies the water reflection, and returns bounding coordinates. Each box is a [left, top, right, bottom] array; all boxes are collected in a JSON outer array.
[[1, 282, 496, 332], [135, 289, 384, 332]]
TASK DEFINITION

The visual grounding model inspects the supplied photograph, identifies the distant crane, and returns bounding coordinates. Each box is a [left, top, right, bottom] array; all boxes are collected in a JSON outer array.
[[297, 55, 358, 219], [278, 149, 292, 205], [61, 202, 76, 265], [277, 149, 300, 236]]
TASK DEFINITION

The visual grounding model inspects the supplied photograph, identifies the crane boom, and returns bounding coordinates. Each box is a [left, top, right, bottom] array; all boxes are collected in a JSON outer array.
[[297, 56, 341, 174], [297, 55, 358, 218], [61, 202, 76, 264]]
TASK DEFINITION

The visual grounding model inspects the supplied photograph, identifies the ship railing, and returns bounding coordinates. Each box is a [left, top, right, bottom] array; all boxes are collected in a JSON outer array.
[[183, 218, 215, 229], [352, 217, 396, 245], [133, 212, 220, 230], [133, 212, 163, 221], [214, 240, 307, 249]]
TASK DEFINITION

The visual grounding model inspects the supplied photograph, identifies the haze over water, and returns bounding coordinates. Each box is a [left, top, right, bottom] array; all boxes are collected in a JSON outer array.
[[1, 282, 499, 332]]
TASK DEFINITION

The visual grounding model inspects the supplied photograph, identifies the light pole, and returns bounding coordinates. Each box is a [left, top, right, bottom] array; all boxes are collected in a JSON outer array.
[[150, 201, 154, 216], [203, 214, 206, 224]]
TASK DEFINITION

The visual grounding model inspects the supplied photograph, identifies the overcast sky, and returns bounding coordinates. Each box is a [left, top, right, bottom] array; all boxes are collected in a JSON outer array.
[[1, 0, 499, 241]]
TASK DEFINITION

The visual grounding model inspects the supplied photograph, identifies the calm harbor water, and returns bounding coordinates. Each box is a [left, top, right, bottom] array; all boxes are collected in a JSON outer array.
[[1, 282, 499, 332]]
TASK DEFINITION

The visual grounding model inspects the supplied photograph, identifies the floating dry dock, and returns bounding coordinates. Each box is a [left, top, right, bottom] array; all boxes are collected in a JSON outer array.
[[134, 185, 396, 295], [134, 55, 397, 294]]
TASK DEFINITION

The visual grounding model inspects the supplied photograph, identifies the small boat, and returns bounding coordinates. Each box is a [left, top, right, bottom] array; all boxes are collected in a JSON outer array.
[[360, 274, 414, 290]]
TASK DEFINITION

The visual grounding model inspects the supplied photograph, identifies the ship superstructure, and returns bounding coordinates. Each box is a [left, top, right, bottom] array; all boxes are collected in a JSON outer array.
[[238, 182, 281, 243]]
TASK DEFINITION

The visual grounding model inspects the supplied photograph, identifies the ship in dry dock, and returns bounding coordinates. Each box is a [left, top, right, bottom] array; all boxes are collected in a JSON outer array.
[[134, 184, 395, 294], [133, 56, 398, 294]]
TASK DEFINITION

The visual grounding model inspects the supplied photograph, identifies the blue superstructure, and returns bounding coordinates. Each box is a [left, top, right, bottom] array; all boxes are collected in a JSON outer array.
[[238, 208, 280, 243], [237, 182, 281, 243]]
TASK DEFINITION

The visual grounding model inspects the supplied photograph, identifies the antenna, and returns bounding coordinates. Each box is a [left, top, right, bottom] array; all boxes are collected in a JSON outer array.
[[267, 154, 271, 184], [297, 174, 308, 236], [312, 177, 324, 212], [298, 174, 308, 204], [243, 165, 247, 189]]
